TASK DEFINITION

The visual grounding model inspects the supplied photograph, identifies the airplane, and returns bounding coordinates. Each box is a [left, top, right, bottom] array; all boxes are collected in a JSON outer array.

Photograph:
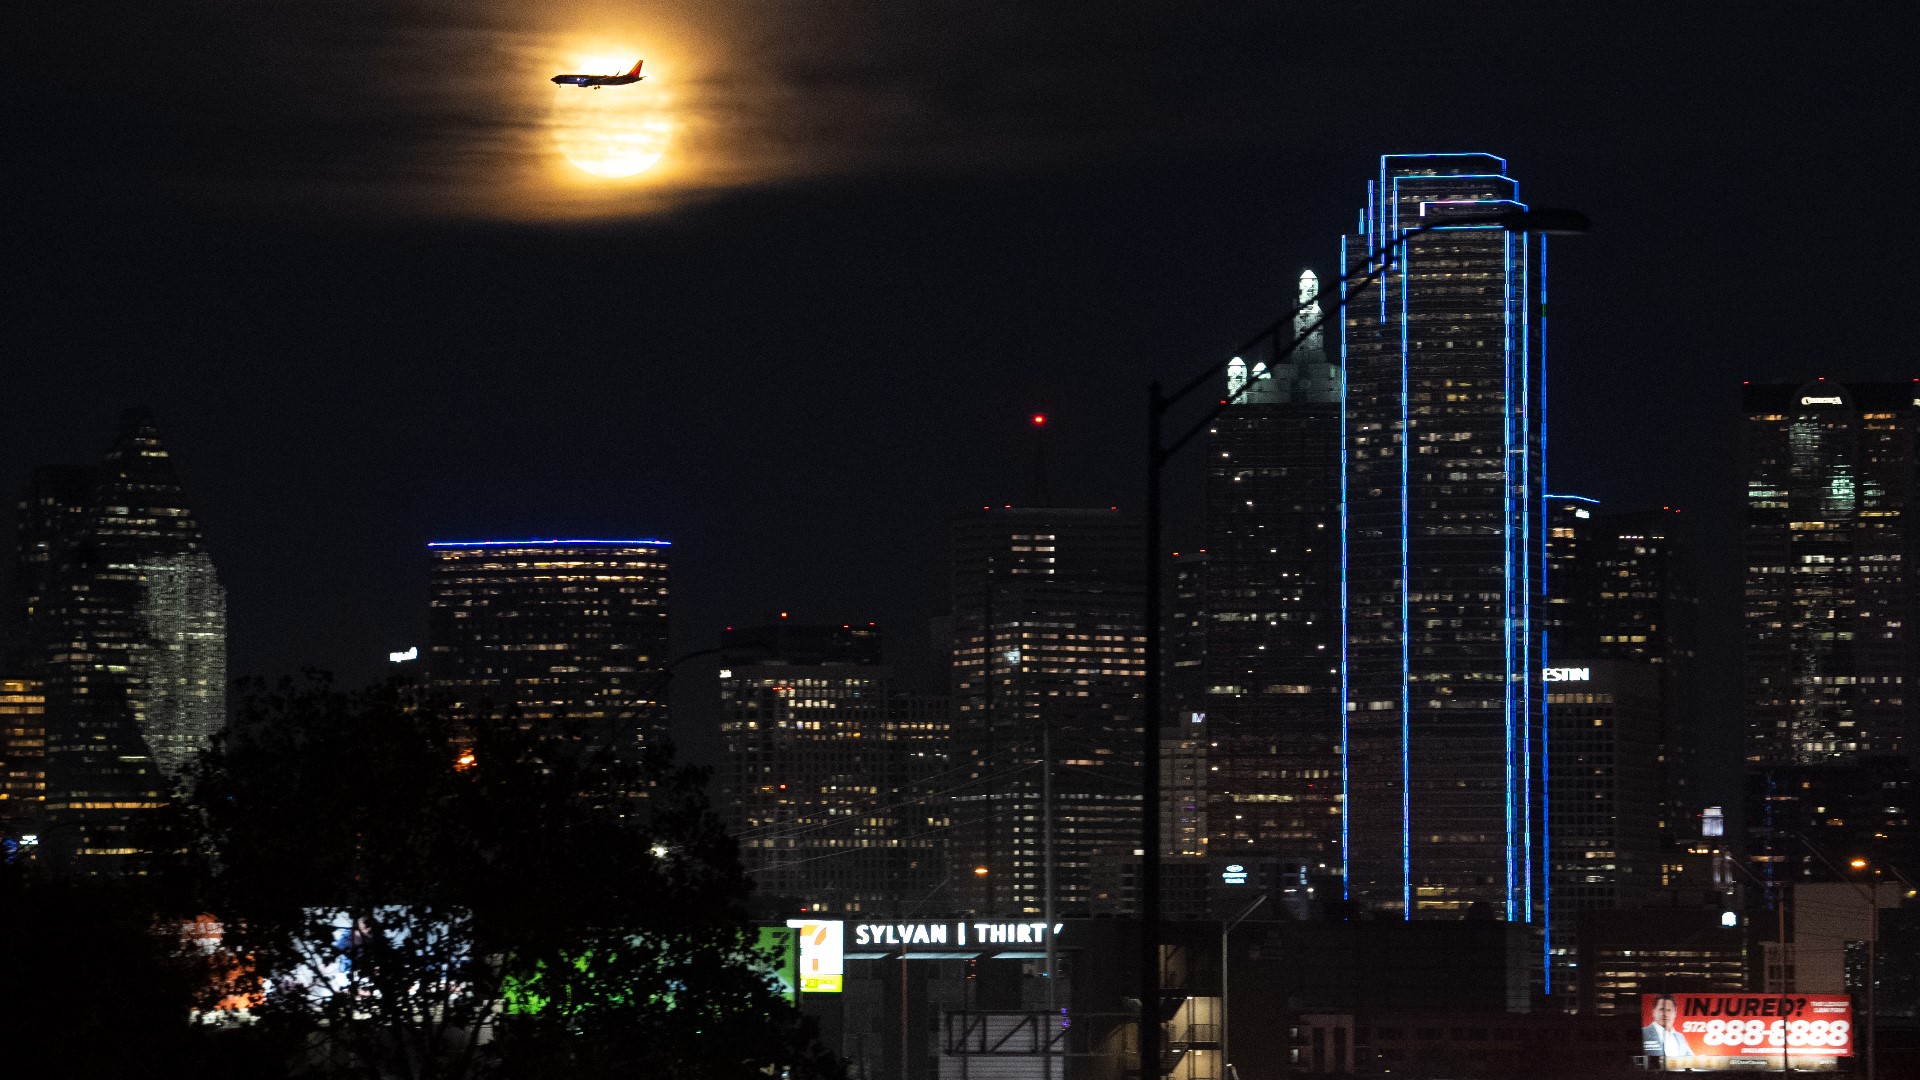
[[551, 59, 645, 89]]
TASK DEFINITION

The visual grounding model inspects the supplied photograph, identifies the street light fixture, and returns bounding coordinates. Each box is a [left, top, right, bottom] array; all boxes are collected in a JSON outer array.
[[1795, 835, 1895, 1080], [1220, 893, 1268, 1080], [1136, 207, 1589, 1080]]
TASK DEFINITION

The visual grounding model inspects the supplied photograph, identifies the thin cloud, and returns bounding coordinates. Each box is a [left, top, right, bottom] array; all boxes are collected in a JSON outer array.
[[17, 1, 1289, 221]]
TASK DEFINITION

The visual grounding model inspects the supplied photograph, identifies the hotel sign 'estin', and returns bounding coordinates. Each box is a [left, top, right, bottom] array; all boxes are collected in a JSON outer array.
[[852, 920, 1066, 947]]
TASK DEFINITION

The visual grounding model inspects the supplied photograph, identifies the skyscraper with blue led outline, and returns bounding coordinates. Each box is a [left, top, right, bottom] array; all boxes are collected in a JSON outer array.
[[1340, 154, 1549, 935]]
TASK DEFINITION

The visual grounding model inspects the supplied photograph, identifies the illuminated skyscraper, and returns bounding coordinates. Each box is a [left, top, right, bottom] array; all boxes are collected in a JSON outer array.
[[426, 539, 670, 762], [1341, 154, 1549, 925], [1742, 381, 1917, 765], [1742, 381, 1917, 889], [1202, 270, 1344, 910], [719, 623, 948, 914], [1546, 500, 1699, 856], [0, 679, 47, 845], [1543, 495, 1602, 657], [949, 507, 1145, 915], [1545, 660, 1663, 913], [12, 409, 227, 873], [1591, 506, 1698, 839]]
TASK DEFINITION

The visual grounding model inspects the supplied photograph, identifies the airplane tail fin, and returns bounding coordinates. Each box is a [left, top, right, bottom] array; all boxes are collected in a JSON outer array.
[[626, 59, 644, 77]]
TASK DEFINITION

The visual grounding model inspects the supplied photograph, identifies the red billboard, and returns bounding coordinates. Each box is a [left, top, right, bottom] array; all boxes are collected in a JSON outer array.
[[1641, 994, 1853, 1065]]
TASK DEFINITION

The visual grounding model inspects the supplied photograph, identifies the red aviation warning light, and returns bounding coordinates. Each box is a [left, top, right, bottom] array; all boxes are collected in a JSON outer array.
[[1031, 413, 1047, 427]]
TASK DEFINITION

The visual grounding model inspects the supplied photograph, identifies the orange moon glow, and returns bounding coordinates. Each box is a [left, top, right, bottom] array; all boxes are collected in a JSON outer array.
[[550, 54, 673, 178]]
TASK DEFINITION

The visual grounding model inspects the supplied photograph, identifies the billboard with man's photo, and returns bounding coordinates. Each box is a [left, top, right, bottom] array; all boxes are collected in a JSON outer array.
[[1640, 993, 1852, 1069]]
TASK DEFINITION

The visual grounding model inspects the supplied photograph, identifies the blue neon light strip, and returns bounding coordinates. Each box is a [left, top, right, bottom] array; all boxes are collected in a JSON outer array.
[[1399, 215, 1413, 920], [1503, 227, 1517, 920], [1540, 232, 1553, 992], [1520, 230, 1534, 925], [1544, 494, 1599, 504], [1380, 152, 1510, 171], [427, 538, 672, 548], [1339, 233, 1353, 902]]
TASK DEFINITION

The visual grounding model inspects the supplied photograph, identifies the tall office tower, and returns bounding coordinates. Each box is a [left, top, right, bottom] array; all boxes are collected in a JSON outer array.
[[1543, 495, 1602, 657], [1201, 270, 1344, 908], [0, 679, 47, 844], [1341, 155, 1549, 925], [1743, 381, 1916, 765], [426, 539, 671, 770], [1545, 661, 1662, 913], [949, 507, 1145, 915], [718, 623, 948, 914], [14, 409, 227, 873], [1592, 507, 1698, 841], [1548, 500, 1700, 867]]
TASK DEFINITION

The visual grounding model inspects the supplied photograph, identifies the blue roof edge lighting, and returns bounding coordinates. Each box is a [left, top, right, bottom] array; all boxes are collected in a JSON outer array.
[[427, 538, 672, 548], [1545, 493, 1599, 504], [1380, 152, 1510, 171]]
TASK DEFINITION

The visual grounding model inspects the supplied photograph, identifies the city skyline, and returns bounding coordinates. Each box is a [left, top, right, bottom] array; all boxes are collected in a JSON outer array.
[[12, 12, 1916, 800], [11, 6, 1919, 1076]]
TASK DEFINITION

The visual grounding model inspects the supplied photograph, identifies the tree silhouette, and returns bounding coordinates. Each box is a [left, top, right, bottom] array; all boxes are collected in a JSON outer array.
[[188, 673, 841, 1079]]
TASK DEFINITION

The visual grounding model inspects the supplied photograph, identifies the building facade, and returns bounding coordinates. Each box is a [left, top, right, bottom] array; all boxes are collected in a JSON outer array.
[[1743, 381, 1916, 766], [1546, 499, 1700, 890], [11, 409, 227, 873], [1340, 154, 1549, 927], [1592, 506, 1698, 841], [0, 679, 47, 845], [719, 622, 948, 914], [1742, 382, 1917, 899], [426, 539, 671, 765], [1202, 270, 1345, 911], [949, 507, 1145, 915], [1545, 660, 1664, 913]]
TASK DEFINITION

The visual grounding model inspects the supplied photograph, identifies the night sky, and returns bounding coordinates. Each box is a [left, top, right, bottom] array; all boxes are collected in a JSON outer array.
[[10, 3, 1917, 780]]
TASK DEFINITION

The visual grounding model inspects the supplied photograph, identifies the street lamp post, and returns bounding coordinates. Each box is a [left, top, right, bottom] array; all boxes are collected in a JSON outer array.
[[1220, 894, 1268, 1080], [1136, 206, 1588, 1080], [1794, 836, 1905, 1080]]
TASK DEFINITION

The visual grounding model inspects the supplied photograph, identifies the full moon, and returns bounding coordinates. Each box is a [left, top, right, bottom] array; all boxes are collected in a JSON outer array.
[[550, 54, 673, 178]]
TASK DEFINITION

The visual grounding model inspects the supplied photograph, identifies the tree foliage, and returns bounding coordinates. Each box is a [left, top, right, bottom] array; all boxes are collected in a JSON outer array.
[[189, 673, 841, 1079]]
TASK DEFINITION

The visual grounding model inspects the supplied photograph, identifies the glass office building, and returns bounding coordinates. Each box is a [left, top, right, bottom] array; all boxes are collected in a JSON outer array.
[[427, 539, 671, 764], [13, 409, 227, 873], [1202, 270, 1344, 908], [719, 623, 948, 914], [949, 507, 1145, 915], [1340, 154, 1549, 928], [1742, 381, 1916, 766]]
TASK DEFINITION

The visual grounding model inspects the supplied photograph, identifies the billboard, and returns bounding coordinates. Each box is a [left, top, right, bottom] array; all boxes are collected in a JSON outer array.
[[786, 919, 844, 993], [1641, 994, 1852, 1069]]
